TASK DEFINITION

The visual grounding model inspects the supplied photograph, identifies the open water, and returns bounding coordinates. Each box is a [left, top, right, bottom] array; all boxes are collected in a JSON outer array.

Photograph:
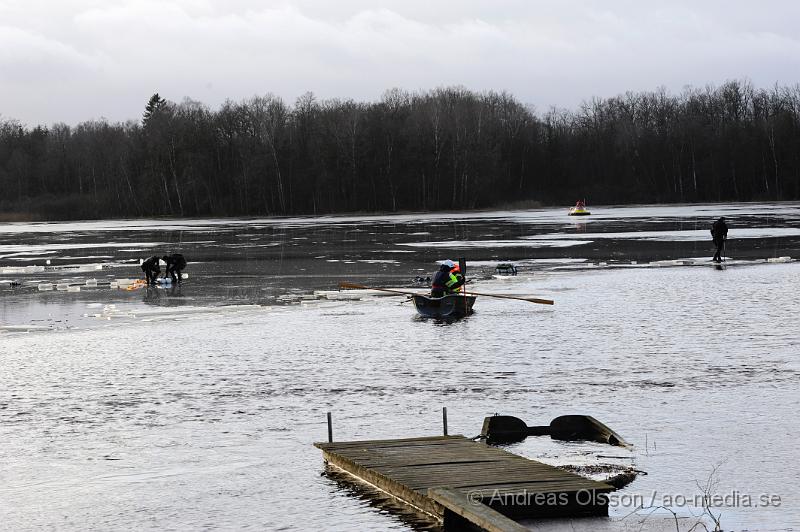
[[1, 202, 799, 531]]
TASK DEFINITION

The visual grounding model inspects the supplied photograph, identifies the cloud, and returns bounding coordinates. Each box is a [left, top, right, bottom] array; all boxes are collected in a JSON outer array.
[[1, 0, 800, 126], [0, 26, 102, 83]]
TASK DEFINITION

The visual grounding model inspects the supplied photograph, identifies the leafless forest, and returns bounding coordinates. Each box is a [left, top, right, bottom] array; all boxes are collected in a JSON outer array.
[[1, 80, 799, 220]]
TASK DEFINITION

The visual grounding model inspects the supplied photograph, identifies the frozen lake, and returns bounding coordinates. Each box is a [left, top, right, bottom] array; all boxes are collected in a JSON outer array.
[[1, 202, 799, 531]]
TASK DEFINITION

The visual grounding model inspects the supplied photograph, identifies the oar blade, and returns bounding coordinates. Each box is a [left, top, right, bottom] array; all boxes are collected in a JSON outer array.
[[525, 297, 554, 305]]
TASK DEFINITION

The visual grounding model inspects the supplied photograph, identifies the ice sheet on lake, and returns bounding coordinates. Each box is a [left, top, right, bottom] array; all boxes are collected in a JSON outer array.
[[42, 255, 112, 260], [399, 239, 592, 248], [1, 265, 46, 274], [0, 250, 59, 259], [523, 227, 800, 242], [466, 258, 588, 266], [0, 242, 165, 254], [84, 304, 265, 322], [0, 324, 52, 332], [2, 202, 799, 237], [526, 202, 800, 224]]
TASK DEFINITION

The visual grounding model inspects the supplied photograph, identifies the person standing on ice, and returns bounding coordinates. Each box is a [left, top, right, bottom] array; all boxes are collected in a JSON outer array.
[[140, 256, 161, 285], [711, 217, 728, 262]]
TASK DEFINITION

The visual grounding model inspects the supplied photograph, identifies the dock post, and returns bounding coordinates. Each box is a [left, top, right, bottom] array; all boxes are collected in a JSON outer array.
[[442, 407, 448, 436], [327, 412, 333, 443]]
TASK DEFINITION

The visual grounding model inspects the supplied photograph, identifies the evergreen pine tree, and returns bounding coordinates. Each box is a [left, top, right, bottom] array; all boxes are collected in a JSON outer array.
[[142, 93, 166, 126]]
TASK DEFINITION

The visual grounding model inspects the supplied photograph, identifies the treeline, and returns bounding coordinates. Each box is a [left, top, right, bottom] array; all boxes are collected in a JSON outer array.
[[1, 80, 799, 220]]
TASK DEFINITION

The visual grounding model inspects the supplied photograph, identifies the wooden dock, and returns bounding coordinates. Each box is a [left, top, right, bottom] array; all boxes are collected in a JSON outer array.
[[315, 435, 614, 531]]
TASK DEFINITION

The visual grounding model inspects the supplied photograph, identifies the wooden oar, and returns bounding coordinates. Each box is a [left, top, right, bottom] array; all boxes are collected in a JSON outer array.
[[463, 290, 554, 306], [338, 282, 423, 297], [339, 282, 553, 305]]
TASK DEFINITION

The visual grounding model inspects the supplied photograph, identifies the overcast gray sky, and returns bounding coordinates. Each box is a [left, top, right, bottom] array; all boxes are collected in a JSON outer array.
[[2, 0, 800, 126]]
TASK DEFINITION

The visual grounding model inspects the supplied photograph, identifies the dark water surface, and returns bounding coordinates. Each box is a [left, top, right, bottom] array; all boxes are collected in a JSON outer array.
[[1, 203, 799, 531]]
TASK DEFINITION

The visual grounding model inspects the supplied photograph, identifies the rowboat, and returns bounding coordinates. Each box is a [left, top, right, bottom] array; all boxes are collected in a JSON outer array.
[[411, 294, 476, 319]]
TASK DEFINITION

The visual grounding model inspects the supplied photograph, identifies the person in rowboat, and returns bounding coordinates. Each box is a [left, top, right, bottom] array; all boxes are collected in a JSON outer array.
[[711, 217, 728, 262], [430, 259, 464, 298]]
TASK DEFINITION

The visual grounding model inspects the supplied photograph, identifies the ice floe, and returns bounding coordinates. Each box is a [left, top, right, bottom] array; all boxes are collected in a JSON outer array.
[[398, 239, 592, 248]]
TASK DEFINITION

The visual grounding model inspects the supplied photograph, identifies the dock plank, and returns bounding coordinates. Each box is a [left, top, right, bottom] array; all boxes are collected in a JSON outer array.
[[429, 487, 528, 532]]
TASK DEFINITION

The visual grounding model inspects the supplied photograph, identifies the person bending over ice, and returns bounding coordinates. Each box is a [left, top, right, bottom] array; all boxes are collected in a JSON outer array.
[[141, 256, 161, 285], [162, 253, 187, 283]]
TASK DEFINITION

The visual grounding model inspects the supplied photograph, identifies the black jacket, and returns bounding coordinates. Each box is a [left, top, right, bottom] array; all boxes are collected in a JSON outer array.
[[711, 219, 728, 242], [163, 254, 186, 270], [431, 266, 450, 290], [141, 256, 160, 273]]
